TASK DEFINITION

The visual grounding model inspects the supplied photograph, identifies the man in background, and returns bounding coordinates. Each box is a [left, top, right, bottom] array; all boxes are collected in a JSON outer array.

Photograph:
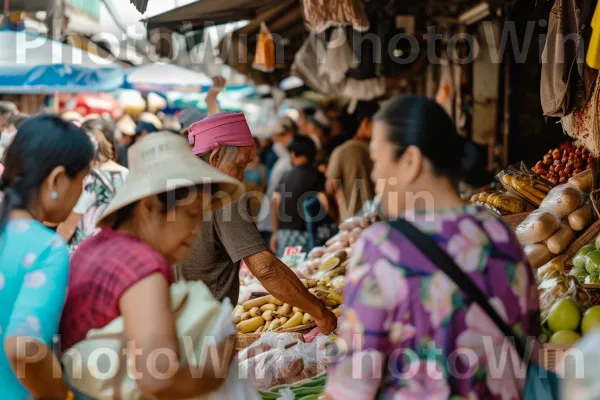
[[326, 103, 379, 221], [257, 117, 296, 244]]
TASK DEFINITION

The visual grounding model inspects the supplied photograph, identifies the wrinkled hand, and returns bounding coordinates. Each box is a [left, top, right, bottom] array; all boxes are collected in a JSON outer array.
[[315, 307, 337, 335]]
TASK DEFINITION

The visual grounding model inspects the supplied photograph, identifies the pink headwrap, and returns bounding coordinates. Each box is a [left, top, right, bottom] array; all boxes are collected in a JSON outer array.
[[188, 112, 254, 155]]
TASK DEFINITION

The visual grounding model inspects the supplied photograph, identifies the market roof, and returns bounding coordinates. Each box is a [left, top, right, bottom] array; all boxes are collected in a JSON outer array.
[[146, 0, 276, 32], [130, 0, 149, 15], [0, 0, 47, 11]]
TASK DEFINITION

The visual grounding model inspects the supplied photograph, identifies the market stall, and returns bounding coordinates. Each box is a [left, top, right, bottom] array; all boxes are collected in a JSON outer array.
[[0, 31, 124, 94]]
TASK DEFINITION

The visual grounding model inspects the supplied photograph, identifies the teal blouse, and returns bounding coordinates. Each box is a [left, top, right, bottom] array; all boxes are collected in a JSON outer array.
[[0, 219, 69, 399]]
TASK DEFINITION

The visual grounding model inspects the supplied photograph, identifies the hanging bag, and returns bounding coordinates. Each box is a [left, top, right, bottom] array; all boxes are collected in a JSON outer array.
[[387, 219, 561, 400], [252, 22, 276, 73]]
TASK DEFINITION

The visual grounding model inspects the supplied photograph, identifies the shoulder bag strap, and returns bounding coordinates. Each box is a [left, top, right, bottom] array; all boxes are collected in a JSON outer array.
[[387, 219, 528, 362]]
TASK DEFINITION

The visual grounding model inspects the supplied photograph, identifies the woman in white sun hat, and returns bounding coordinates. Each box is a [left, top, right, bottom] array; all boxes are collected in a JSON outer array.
[[59, 131, 244, 399]]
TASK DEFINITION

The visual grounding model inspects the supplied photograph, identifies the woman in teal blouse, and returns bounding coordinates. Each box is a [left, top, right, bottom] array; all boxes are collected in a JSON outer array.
[[0, 115, 94, 399]]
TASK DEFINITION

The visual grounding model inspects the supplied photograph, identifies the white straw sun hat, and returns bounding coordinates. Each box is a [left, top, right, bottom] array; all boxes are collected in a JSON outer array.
[[98, 131, 245, 227]]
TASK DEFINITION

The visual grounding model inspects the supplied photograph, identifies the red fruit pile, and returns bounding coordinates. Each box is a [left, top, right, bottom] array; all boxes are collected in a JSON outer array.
[[533, 143, 595, 185]]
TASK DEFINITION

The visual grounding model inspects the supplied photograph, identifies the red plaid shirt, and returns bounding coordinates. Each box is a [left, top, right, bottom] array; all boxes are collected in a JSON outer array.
[[60, 229, 173, 351]]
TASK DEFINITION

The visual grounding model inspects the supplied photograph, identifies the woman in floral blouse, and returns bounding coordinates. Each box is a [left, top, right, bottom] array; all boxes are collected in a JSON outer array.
[[325, 96, 540, 399]]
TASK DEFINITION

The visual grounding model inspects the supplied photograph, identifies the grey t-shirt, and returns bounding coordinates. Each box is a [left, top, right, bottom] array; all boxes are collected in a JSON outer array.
[[174, 196, 267, 304]]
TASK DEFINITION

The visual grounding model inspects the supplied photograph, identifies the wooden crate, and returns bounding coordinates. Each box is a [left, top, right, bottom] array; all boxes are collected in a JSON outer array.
[[542, 344, 572, 373]]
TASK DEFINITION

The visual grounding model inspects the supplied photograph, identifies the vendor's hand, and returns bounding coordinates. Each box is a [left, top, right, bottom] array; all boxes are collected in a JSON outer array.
[[269, 234, 278, 254], [315, 307, 337, 335], [208, 76, 226, 96]]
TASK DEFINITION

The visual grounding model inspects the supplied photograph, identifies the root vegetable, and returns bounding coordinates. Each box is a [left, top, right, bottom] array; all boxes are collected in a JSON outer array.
[[281, 312, 303, 330], [327, 291, 343, 304], [240, 312, 251, 321], [249, 307, 260, 318], [568, 203, 593, 231], [323, 299, 338, 308], [269, 319, 282, 331], [267, 296, 284, 306], [237, 316, 265, 333], [262, 310, 275, 321], [279, 304, 292, 316], [303, 313, 315, 325], [546, 223, 575, 255], [243, 296, 271, 311], [260, 304, 277, 312]]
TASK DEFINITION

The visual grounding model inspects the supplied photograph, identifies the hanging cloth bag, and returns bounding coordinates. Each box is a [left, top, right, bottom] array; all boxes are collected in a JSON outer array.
[[302, 0, 369, 33], [253, 22, 276, 73]]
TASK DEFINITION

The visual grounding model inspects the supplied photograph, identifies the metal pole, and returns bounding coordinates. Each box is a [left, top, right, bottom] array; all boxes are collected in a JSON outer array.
[[53, 0, 64, 114], [52, 0, 64, 41], [4, 0, 9, 15]]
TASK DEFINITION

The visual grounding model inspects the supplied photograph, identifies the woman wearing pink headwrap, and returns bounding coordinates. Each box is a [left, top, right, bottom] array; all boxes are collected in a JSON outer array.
[[176, 107, 337, 336]]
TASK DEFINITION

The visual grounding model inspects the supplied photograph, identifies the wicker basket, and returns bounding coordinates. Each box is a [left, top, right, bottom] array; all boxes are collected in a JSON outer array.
[[235, 323, 318, 351], [542, 344, 572, 373], [559, 219, 600, 267], [502, 212, 530, 231]]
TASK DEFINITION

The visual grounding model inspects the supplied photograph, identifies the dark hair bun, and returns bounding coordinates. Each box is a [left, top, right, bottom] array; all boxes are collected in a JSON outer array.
[[374, 95, 483, 184]]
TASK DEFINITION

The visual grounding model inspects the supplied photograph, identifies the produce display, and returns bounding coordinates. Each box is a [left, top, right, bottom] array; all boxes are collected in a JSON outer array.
[[295, 213, 376, 280], [500, 172, 552, 207], [469, 191, 534, 215], [516, 171, 594, 269], [569, 234, 600, 285], [234, 283, 344, 334], [259, 372, 326, 400], [238, 332, 332, 392], [532, 143, 596, 185], [536, 260, 595, 344]]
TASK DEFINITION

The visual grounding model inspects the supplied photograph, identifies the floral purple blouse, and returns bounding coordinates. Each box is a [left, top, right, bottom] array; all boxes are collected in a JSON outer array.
[[326, 206, 541, 400]]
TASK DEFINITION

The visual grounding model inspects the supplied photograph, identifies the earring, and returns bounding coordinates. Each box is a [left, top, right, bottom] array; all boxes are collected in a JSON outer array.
[[51, 192, 58, 200]]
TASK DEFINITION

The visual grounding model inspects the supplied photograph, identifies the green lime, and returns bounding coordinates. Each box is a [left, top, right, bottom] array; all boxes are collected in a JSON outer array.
[[586, 251, 600, 275], [585, 275, 600, 285], [573, 254, 588, 269], [570, 266, 589, 283], [547, 298, 582, 333], [578, 245, 597, 258]]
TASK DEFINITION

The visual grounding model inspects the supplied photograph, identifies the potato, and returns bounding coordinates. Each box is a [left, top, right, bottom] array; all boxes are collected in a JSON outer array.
[[546, 222, 575, 255], [281, 312, 303, 329], [267, 296, 284, 306], [260, 304, 277, 312], [262, 310, 275, 321], [303, 313, 314, 325], [249, 307, 260, 318], [237, 316, 265, 334], [242, 295, 271, 311], [240, 312, 251, 321], [524, 244, 553, 269], [568, 203, 593, 231], [279, 304, 292, 316]]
